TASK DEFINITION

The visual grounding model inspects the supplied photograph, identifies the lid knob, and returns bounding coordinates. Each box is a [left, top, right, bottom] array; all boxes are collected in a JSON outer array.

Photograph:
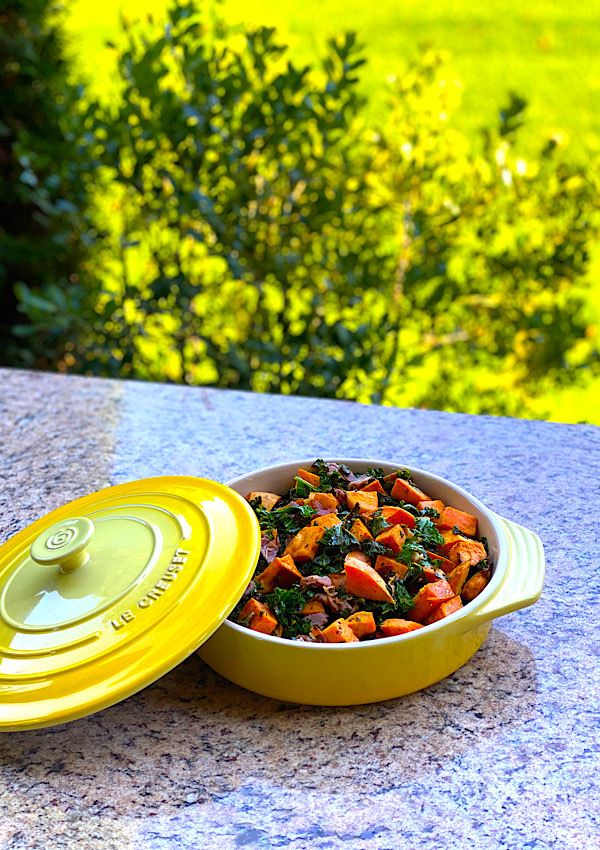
[[30, 517, 95, 574]]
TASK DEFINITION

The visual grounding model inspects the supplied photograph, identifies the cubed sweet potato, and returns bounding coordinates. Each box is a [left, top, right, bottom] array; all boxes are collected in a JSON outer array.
[[350, 518, 374, 542], [322, 618, 359, 643], [446, 562, 470, 596], [375, 523, 406, 553], [381, 506, 416, 529], [345, 551, 394, 602], [390, 478, 431, 505], [438, 506, 478, 537], [310, 513, 342, 528], [438, 530, 468, 557], [297, 468, 320, 488], [422, 565, 446, 583], [359, 479, 386, 494], [423, 595, 463, 625], [246, 491, 281, 511], [238, 598, 278, 634], [424, 550, 456, 573], [345, 611, 376, 638], [302, 599, 326, 615], [380, 619, 424, 636], [461, 568, 491, 602], [417, 499, 445, 520], [345, 490, 379, 514], [306, 491, 339, 512], [448, 539, 487, 567], [255, 554, 302, 593], [406, 579, 455, 622], [284, 526, 325, 562], [374, 554, 408, 579]]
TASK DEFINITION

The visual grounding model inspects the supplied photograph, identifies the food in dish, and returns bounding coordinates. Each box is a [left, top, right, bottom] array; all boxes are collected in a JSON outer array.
[[230, 460, 492, 642]]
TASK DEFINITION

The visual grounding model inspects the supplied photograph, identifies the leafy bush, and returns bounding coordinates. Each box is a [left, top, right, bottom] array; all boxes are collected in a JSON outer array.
[[0, 0, 91, 368], [368, 52, 600, 414], [8, 1, 600, 417]]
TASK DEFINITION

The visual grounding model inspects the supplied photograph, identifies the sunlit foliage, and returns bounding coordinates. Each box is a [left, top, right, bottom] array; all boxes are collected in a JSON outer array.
[[5, 1, 600, 417]]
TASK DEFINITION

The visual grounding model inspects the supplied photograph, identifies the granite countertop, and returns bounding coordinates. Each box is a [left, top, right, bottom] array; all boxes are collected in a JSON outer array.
[[0, 367, 598, 850]]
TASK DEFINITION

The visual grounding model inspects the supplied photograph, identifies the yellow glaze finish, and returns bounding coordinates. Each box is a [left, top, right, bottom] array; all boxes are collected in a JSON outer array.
[[198, 458, 545, 705], [0, 477, 260, 731]]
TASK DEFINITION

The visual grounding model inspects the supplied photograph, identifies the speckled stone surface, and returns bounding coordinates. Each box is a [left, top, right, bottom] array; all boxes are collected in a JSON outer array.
[[0, 367, 599, 850]]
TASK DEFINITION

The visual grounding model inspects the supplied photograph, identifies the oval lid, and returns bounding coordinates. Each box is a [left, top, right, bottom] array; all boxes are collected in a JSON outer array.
[[0, 476, 260, 731]]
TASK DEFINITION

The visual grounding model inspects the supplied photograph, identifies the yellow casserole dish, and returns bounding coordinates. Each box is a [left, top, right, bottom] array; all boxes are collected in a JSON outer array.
[[197, 457, 545, 705]]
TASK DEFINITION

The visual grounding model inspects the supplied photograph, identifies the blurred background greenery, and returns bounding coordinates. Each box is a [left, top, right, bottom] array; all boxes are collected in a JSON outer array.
[[1, 0, 599, 421]]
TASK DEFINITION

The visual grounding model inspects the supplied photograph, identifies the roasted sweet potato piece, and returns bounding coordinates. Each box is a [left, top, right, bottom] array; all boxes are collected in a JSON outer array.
[[345, 611, 376, 638], [422, 565, 446, 583], [345, 550, 394, 603], [302, 599, 326, 615], [423, 595, 463, 624], [284, 526, 325, 562], [374, 554, 408, 579], [424, 550, 455, 573], [438, 530, 468, 557], [297, 468, 320, 488], [448, 539, 487, 567], [255, 554, 302, 593], [375, 523, 406, 553], [446, 562, 470, 596], [381, 506, 416, 529], [350, 518, 374, 542], [461, 568, 491, 602], [310, 626, 325, 641], [438, 506, 478, 537], [273, 555, 302, 588], [407, 579, 455, 622], [417, 499, 445, 520], [359, 479, 386, 494], [238, 598, 278, 634], [310, 513, 341, 528], [306, 491, 339, 512], [390, 478, 431, 505], [380, 619, 424, 636], [322, 618, 359, 643], [246, 491, 281, 511], [345, 490, 379, 515]]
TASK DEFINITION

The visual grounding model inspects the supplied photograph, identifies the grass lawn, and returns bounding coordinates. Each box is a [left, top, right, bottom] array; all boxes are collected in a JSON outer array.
[[62, 0, 600, 423]]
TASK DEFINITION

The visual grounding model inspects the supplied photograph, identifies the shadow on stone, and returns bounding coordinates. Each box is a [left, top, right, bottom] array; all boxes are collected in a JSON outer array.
[[0, 627, 537, 816]]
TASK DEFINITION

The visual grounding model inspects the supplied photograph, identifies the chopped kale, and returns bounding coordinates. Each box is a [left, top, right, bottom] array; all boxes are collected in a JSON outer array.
[[263, 587, 311, 638], [249, 499, 318, 538], [359, 539, 392, 560], [365, 509, 392, 538], [293, 476, 316, 498], [414, 517, 444, 548], [402, 561, 426, 590], [398, 539, 427, 566], [311, 458, 356, 491], [420, 506, 440, 519]]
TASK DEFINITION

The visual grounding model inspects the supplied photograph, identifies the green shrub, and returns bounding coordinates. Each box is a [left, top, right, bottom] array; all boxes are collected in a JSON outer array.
[[368, 51, 600, 415], [9, 1, 600, 418], [0, 0, 91, 368]]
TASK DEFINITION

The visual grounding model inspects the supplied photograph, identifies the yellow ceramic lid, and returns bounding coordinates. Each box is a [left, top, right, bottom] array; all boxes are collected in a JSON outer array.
[[0, 476, 260, 731]]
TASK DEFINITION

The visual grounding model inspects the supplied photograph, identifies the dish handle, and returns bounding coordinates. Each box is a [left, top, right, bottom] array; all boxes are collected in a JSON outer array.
[[460, 515, 545, 629]]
